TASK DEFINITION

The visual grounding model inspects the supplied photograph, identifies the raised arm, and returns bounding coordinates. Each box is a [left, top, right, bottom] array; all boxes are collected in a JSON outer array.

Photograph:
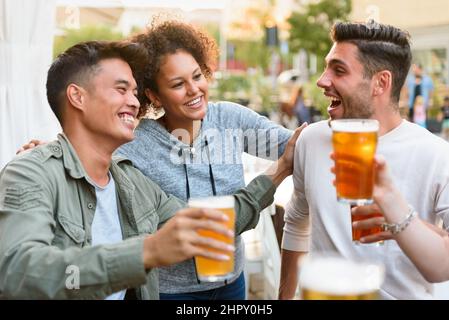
[[233, 125, 306, 234], [352, 155, 449, 283]]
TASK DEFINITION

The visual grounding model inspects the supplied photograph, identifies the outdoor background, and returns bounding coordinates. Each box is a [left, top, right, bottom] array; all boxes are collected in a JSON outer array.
[[1, 0, 449, 299]]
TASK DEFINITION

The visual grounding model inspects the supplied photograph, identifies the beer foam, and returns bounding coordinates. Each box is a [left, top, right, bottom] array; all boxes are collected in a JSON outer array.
[[330, 119, 379, 133], [299, 256, 384, 295], [188, 195, 235, 209]]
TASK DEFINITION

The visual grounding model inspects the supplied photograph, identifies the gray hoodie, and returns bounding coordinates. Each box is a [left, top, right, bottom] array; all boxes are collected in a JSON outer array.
[[117, 101, 292, 294]]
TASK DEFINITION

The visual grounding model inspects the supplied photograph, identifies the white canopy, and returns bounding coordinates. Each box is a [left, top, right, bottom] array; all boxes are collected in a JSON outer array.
[[0, 0, 61, 169]]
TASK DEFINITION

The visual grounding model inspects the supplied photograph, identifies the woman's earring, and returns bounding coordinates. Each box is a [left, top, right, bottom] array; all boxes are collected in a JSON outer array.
[[145, 102, 165, 120]]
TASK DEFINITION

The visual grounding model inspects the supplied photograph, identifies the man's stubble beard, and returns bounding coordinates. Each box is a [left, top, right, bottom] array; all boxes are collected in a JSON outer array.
[[342, 82, 374, 119]]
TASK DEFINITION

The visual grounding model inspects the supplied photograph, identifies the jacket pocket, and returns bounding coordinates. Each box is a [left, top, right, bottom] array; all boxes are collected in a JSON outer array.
[[134, 208, 158, 234], [52, 214, 86, 247]]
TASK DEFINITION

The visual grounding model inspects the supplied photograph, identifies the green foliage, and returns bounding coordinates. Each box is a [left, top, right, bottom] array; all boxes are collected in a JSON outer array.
[[210, 70, 275, 114], [229, 39, 271, 70], [53, 26, 124, 58], [212, 72, 251, 100], [303, 74, 329, 117], [202, 23, 221, 46], [288, 0, 351, 71], [428, 76, 445, 119]]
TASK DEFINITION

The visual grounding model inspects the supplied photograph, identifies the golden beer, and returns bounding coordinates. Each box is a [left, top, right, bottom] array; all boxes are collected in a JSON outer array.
[[351, 210, 384, 245], [188, 196, 235, 282], [301, 288, 378, 300], [299, 256, 384, 300], [331, 119, 379, 205]]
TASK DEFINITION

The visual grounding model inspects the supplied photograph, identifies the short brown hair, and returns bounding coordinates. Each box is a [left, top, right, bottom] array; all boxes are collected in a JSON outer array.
[[132, 20, 218, 117], [46, 41, 148, 123], [331, 20, 412, 103]]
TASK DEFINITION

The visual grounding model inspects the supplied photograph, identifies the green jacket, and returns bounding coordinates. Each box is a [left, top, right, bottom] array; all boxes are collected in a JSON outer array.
[[0, 134, 275, 299]]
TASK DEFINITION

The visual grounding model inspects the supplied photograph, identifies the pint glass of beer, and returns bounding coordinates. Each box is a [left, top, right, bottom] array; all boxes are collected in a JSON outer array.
[[351, 205, 384, 245], [299, 255, 384, 300], [188, 196, 235, 282], [331, 119, 379, 205]]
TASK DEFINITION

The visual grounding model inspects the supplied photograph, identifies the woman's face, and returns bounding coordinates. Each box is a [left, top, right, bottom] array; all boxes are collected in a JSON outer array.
[[147, 50, 209, 126]]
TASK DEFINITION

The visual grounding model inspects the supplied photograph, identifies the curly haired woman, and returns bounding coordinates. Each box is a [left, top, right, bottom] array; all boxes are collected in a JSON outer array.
[[117, 20, 295, 300]]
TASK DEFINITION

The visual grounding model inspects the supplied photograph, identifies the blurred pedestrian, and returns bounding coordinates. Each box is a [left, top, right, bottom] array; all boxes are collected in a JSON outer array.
[[413, 95, 427, 128], [407, 63, 434, 120], [439, 96, 449, 140], [290, 86, 311, 126]]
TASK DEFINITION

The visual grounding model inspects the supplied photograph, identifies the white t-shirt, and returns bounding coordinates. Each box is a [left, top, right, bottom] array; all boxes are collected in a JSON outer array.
[[282, 119, 449, 299], [91, 173, 126, 300]]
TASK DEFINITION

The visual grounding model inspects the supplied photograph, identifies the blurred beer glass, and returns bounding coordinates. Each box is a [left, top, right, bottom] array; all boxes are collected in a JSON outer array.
[[299, 255, 384, 300], [351, 205, 384, 246], [188, 196, 235, 282], [331, 119, 379, 205]]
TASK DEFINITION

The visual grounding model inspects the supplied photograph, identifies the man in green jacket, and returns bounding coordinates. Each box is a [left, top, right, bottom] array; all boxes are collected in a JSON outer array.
[[0, 41, 300, 299]]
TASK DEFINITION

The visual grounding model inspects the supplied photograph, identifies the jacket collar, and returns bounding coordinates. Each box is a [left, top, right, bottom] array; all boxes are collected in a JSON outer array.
[[55, 133, 89, 180], [55, 133, 132, 181]]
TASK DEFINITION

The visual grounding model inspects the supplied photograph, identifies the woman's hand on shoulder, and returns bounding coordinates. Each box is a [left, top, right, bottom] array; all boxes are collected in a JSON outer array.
[[16, 139, 46, 155]]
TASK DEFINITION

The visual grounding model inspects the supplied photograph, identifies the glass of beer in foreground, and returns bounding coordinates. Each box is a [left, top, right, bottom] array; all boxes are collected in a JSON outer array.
[[188, 196, 236, 282], [331, 119, 379, 205], [299, 255, 384, 300]]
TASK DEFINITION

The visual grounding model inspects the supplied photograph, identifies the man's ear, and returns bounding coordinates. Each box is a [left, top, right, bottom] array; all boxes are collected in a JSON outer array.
[[145, 88, 160, 107], [66, 84, 86, 111], [373, 70, 392, 97]]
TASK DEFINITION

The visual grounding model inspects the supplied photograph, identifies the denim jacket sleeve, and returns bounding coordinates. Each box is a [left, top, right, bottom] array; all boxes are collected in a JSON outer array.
[[0, 156, 147, 299]]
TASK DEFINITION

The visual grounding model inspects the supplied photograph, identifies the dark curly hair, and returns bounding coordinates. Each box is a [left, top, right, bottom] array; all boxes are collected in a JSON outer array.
[[131, 20, 219, 118], [331, 20, 412, 104]]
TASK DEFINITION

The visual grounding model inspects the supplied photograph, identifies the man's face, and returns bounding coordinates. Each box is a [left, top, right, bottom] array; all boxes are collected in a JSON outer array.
[[82, 58, 140, 146], [317, 42, 374, 120]]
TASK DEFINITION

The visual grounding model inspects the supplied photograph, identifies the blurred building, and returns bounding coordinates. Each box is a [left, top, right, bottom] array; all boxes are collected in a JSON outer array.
[[55, 0, 224, 35], [352, 0, 449, 87], [54, 0, 301, 71]]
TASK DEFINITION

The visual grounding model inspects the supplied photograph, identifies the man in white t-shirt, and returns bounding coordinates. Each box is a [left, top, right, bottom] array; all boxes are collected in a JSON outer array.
[[279, 20, 449, 300]]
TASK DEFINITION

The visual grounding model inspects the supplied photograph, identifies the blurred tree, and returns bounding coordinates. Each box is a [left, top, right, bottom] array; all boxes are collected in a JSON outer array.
[[54, 26, 123, 58], [227, 2, 280, 71], [202, 23, 220, 46], [229, 39, 271, 70], [303, 73, 331, 117], [288, 0, 351, 72]]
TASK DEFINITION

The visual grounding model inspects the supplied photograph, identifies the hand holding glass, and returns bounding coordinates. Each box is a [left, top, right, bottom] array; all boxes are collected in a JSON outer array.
[[188, 196, 235, 282], [351, 205, 384, 245]]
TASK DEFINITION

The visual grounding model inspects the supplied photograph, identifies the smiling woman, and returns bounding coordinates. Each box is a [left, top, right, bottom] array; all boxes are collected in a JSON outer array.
[[116, 19, 293, 300]]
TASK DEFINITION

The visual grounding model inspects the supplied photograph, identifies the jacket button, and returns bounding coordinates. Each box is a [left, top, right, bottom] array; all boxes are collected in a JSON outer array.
[[52, 146, 60, 152], [87, 203, 94, 209]]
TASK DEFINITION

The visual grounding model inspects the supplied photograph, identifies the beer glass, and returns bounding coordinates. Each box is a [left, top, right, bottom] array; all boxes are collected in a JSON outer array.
[[351, 205, 384, 246], [331, 119, 379, 205], [299, 255, 384, 300], [188, 196, 235, 282]]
